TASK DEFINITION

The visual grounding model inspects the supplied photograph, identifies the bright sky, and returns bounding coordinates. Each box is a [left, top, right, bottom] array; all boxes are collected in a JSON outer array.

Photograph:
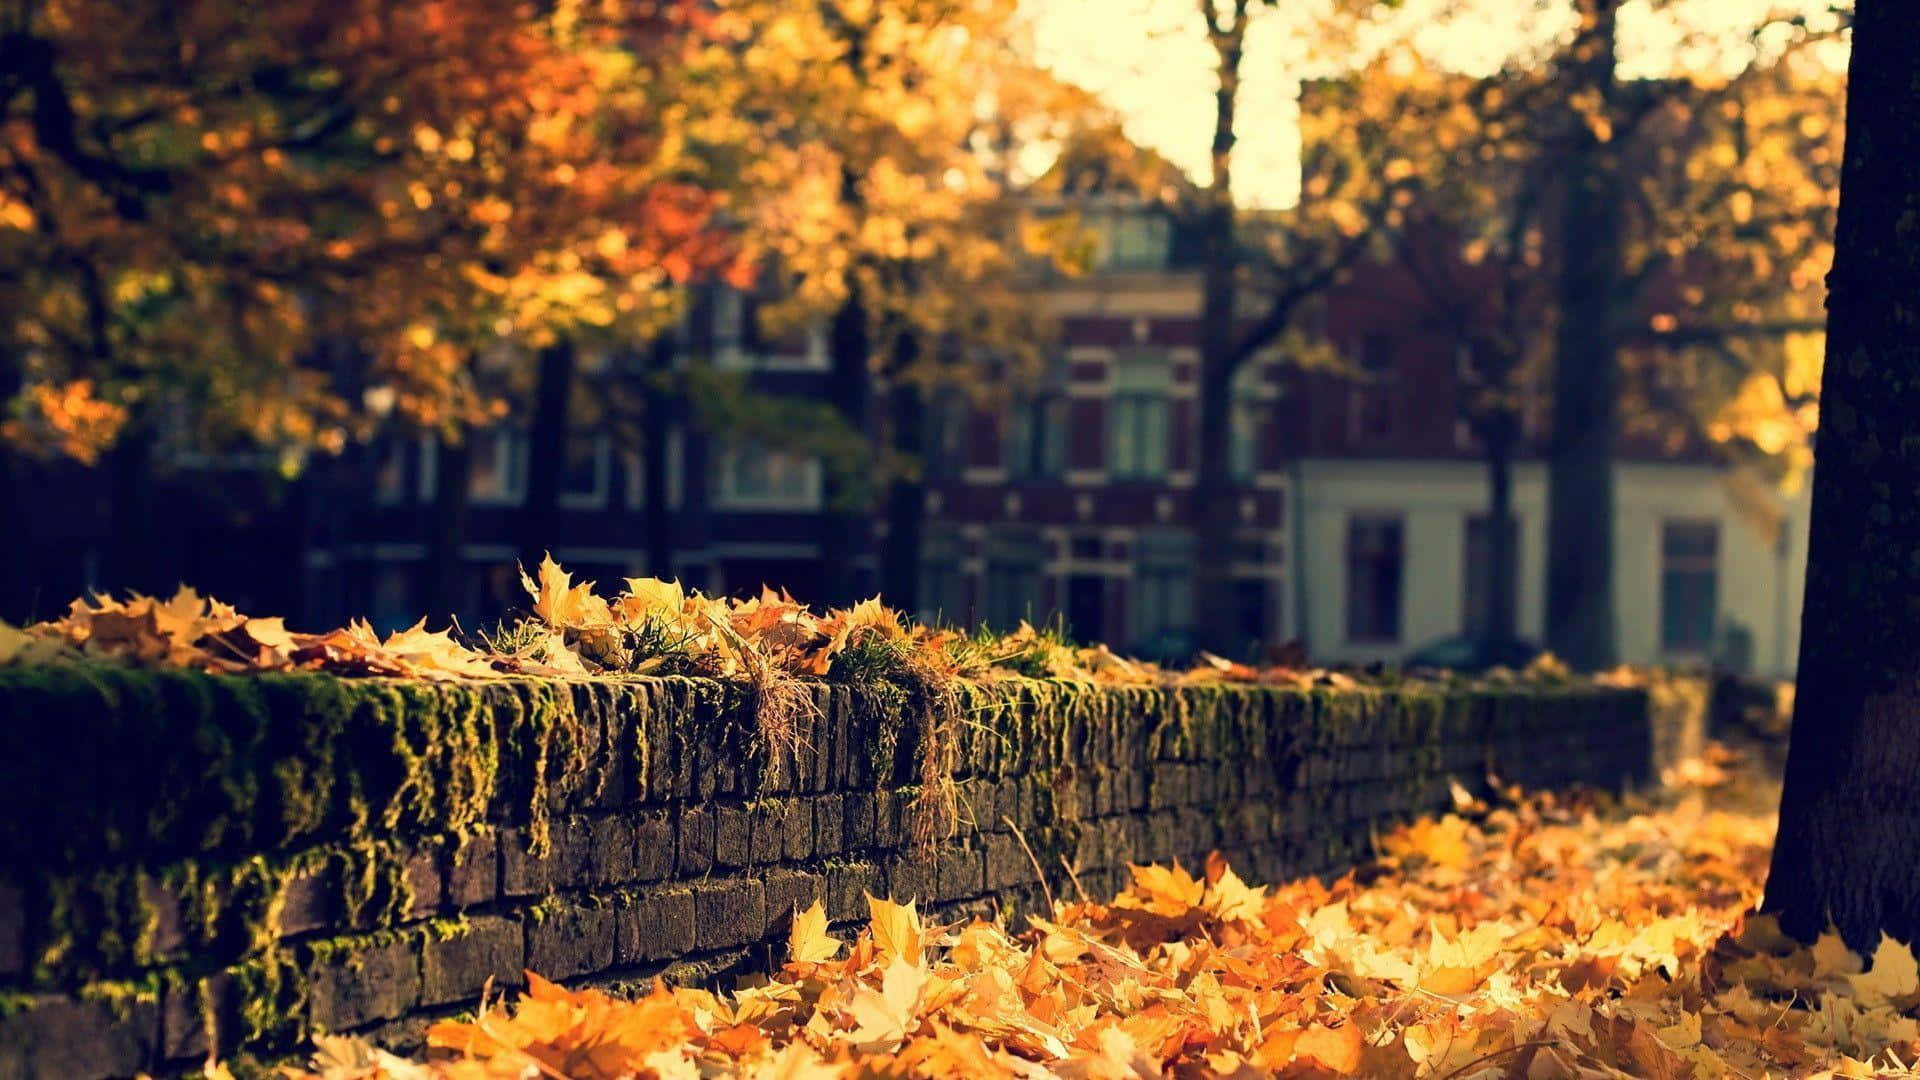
[[1021, 0, 1846, 209]]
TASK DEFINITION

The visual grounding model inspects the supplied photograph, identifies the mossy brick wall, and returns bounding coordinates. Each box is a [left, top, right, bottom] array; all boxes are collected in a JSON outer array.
[[0, 665, 1650, 1078]]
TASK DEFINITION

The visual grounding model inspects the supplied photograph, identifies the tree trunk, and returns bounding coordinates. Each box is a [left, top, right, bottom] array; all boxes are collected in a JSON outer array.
[[819, 292, 871, 607], [641, 335, 676, 579], [880, 336, 925, 613], [1762, 1, 1920, 951], [423, 428, 473, 624], [1192, 9, 1247, 658], [518, 341, 576, 576], [1484, 414, 1520, 649], [1544, 0, 1623, 670]]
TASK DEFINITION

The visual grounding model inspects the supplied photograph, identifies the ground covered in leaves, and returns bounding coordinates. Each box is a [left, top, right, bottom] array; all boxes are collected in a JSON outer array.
[[274, 751, 1920, 1080]]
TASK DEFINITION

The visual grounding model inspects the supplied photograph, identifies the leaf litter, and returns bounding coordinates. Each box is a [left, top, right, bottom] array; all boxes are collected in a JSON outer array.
[[276, 747, 1920, 1079]]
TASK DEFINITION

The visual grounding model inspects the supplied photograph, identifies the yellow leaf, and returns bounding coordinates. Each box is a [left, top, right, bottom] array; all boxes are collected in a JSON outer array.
[[867, 894, 924, 965], [788, 900, 841, 964]]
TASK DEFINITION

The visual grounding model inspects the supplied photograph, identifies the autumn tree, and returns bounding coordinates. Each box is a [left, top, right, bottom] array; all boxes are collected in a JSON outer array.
[[1762, 0, 1920, 951], [1185, 2, 1432, 657], [683, 0, 1094, 609]]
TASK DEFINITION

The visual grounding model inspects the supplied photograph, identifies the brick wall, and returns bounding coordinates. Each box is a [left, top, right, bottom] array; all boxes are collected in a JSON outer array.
[[0, 666, 1649, 1078]]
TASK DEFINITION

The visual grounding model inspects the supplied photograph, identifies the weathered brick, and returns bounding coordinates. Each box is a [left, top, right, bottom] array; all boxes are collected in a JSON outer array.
[[885, 853, 937, 903], [761, 869, 827, 935], [307, 936, 420, 1032], [826, 862, 882, 922], [812, 794, 846, 856], [447, 829, 499, 908], [591, 817, 637, 885], [161, 974, 212, 1061], [985, 833, 1037, 890], [527, 900, 615, 981], [714, 805, 752, 868], [678, 806, 715, 877], [782, 798, 814, 861], [404, 847, 445, 920], [844, 793, 879, 849], [936, 845, 985, 901], [749, 800, 787, 865], [134, 873, 187, 961], [421, 916, 524, 1006], [692, 880, 767, 951], [274, 863, 339, 937], [616, 888, 696, 964], [633, 811, 674, 881], [0, 993, 159, 1079], [503, 820, 592, 897]]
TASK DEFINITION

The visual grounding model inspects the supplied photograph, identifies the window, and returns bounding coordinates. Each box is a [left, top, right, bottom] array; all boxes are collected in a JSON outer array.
[[469, 427, 528, 504], [1661, 520, 1719, 652], [1346, 516, 1404, 642], [623, 430, 685, 510], [1350, 333, 1396, 444], [368, 562, 417, 635], [926, 389, 972, 478], [1008, 393, 1067, 479], [1110, 350, 1170, 479], [1229, 364, 1267, 479], [712, 287, 751, 371], [1098, 210, 1172, 270], [984, 530, 1043, 630], [919, 531, 965, 625], [1233, 578, 1270, 655], [1133, 531, 1193, 645], [559, 431, 610, 508], [712, 443, 822, 509], [1462, 514, 1518, 637]]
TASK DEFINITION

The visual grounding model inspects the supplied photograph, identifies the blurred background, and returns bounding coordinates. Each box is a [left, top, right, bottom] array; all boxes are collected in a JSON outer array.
[[0, 0, 1846, 673]]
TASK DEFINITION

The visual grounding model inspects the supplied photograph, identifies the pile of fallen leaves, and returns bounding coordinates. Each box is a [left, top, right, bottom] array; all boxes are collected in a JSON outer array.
[[277, 753, 1920, 1079], [0, 556, 1552, 689]]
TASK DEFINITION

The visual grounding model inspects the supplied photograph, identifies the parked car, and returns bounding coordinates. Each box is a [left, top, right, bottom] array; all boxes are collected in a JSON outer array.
[[1402, 634, 1544, 674]]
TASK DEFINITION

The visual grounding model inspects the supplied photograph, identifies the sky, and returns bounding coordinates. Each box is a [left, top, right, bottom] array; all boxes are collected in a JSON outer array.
[[1020, 0, 1846, 209]]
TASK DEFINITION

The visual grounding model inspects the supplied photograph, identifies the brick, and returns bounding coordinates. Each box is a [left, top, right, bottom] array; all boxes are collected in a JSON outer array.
[[986, 834, 1037, 890], [422, 916, 524, 1006], [307, 936, 421, 1032], [782, 798, 814, 861], [616, 889, 696, 964], [0, 993, 159, 1080], [812, 794, 846, 856], [937, 845, 985, 901], [528, 900, 615, 981], [885, 853, 936, 903], [749, 801, 787, 865], [826, 862, 882, 922], [678, 806, 716, 877], [503, 820, 591, 897], [761, 869, 827, 936], [591, 817, 638, 885], [404, 847, 445, 920], [844, 793, 879, 849], [633, 811, 674, 881], [692, 880, 767, 951], [161, 974, 211, 1061], [714, 805, 751, 868], [274, 863, 339, 937], [134, 873, 187, 961], [447, 829, 500, 908]]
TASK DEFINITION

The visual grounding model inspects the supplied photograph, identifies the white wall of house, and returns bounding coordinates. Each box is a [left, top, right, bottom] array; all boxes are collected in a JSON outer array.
[[1290, 459, 1810, 676]]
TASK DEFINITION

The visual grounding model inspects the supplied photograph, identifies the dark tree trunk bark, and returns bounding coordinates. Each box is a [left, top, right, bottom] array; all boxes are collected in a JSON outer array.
[[1192, 9, 1247, 658], [1544, 0, 1623, 670], [423, 428, 473, 624], [819, 292, 871, 608], [1483, 414, 1520, 649], [641, 335, 676, 579], [1762, 1, 1920, 951], [518, 341, 576, 576], [880, 334, 925, 613]]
